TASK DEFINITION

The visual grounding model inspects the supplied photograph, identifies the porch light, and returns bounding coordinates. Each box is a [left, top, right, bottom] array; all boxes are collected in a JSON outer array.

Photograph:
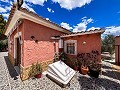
[[53, 41, 56, 44], [9, 41, 12, 44], [83, 41, 86, 45]]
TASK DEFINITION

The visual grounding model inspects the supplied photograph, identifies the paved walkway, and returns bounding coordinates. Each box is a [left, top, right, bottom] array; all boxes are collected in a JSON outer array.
[[0, 52, 120, 90]]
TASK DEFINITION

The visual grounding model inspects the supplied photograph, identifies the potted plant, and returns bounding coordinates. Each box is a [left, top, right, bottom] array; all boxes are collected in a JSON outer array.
[[35, 62, 42, 78], [59, 52, 70, 64], [77, 53, 89, 74], [29, 63, 36, 78], [54, 52, 60, 62], [72, 58, 79, 71], [29, 63, 42, 79], [89, 61, 101, 78], [80, 59, 89, 75]]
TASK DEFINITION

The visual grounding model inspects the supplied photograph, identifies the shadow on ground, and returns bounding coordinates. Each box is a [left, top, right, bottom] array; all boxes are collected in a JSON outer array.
[[4, 56, 19, 80], [77, 61, 120, 90], [78, 76, 120, 90], [102, 62, 120, 81], [102, 70, 120, 81]]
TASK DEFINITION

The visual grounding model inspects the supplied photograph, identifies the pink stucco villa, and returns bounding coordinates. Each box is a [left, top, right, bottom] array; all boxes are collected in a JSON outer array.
[[5, 4, 104, 80]]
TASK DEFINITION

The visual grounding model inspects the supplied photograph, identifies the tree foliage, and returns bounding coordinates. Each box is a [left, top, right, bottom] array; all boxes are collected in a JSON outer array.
[[0, 39, 8, 51], [0, 14, 6, 34], [0, 14, 7, 51], [101, 34, 115, 54]]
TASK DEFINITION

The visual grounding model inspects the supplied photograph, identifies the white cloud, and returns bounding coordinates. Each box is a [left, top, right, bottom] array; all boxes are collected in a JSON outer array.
[[2, 13, 9, 18], [5, 6, 11, 11], [24, 0, 47, 6], [104, 26, 120, 36], [88, 27, 100, 31], [52, 0, 92, 10], [1, 0, 9, 3], [61, 22, 73, 30], [10, 1, 13, 5], [0, 1, 12, 19], [60, 17, 94, 32], [47, 8, 54, 13], [73, 17, 93, 32], [73, 23, 87, 32], [14, 0, 17, 2], [46, 18, 50, 20], [22, 2, 36, 13], [0, 7, 7, 13], [82, 17, 93, 24]]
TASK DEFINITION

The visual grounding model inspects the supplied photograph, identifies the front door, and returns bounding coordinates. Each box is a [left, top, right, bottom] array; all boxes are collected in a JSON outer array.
[[16, 38, 21, 66]]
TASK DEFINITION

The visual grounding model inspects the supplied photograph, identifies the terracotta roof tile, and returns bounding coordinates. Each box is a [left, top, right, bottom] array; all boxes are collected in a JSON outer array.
[[19, 7, 71, 32], [5, 4, 71, 34], [61, 29, 105, 37], [5, 4, 17, 33]]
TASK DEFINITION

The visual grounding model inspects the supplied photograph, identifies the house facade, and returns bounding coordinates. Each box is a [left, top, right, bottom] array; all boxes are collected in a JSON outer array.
[[115, 36, 120, 65], [5, 4, 104, 80], [60, 31, 103, 62], [5, 4, 71, 80]]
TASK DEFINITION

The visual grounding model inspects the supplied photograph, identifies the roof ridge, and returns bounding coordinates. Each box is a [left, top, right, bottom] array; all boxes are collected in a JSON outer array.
[[5, 4, 71, 35], [5, 3, 17, 33], [19, 7, 71, 33]]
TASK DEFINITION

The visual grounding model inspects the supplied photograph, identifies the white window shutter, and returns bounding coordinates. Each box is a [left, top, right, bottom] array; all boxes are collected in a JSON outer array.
[[59, 39, 63, 48]]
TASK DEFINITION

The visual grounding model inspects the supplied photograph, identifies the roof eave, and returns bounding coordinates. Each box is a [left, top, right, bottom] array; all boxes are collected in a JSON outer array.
[[5, 5, 71, 36], [61, 29, 105, 38], [20, 11, 71, 34], [5, 10, 21, 36]]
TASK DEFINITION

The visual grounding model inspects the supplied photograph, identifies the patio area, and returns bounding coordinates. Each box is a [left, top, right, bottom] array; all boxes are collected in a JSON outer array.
[[0, 52, 120, 90]]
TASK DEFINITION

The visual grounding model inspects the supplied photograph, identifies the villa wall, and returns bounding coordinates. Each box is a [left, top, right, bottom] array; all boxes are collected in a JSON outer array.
[[63, 33, 101, 62], [8, 19, 66, 80], [22, 19, 65, 67], [18, 19, 66, 80], [8, 23, 24, 66]]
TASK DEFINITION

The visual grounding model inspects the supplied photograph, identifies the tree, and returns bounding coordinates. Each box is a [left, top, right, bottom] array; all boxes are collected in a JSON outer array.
[[0, 14, 7, 40], [0, 14, 6, 34], [0, 14, 7, 51], [101, 34, 115, 54], [0, 39, 8, 51]]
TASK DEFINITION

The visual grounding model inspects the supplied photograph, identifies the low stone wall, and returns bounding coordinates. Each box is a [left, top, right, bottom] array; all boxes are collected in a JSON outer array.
[[20, 60, 53, 81], [8, 53, 15, 66]]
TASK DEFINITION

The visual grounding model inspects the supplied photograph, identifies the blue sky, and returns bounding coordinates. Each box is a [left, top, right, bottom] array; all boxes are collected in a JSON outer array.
[[0, 0, 120, 36]]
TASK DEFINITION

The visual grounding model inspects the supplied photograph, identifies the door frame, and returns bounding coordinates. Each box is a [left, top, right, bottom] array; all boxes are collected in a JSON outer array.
[[14, 32, 22, 66]]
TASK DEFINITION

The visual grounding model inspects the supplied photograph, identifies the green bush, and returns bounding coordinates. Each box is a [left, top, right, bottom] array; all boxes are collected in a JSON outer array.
[[29, 62, 42, 78]]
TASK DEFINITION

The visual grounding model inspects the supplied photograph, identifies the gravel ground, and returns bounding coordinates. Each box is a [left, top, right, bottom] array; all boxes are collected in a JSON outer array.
[[0, 52, 120, 90]]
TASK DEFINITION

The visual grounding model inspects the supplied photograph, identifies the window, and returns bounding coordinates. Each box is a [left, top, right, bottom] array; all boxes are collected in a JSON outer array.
[[64, 40, 77, 55], [67, 43, 75, 54]]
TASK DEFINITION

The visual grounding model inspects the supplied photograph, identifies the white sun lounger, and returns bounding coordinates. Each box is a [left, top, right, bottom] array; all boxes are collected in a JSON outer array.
[[46, 61, 76, 87]]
